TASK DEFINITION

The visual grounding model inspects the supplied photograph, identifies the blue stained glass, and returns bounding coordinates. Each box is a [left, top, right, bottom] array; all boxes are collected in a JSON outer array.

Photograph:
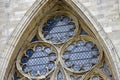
[[43, 25, 50, 31], [42, 15, 76, 44], [63, 40, 99, 72], [21, 45, 56, 77], [91, 58, 99, 63], [76, 40, 84, 46], [86, 42, 94, 48], [73, 65, 81, 71], [31, 35, 39, 42], [44, 47, 51, 53], [67, 44, 75, 51], [80, 28, 88, 35], [47, 19, 55, 25], [62, 16, 70, 23], [83, 63, 92, 70], [35, 45, 42, 50], [40, 69, 47, 75], [13, 72, 20, 80], [102, 61, 112, 77], [30, 70, 37, 77], [61, 36, 68, 42], [48, 63, 55, 69], [26, 49, 34, 57], [92, 76, 99, 80], [22, 65, 26, 72], [104, 68, 111, 76], [21, 56, 29, 63], [57, 71, 63, 80]]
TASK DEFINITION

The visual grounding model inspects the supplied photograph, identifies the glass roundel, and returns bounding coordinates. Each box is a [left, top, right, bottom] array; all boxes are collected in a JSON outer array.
[[88, 75, 104, 80], [16, 42, 58, 79], [41, 14, 77, 44], [60, 36, 102, 73]]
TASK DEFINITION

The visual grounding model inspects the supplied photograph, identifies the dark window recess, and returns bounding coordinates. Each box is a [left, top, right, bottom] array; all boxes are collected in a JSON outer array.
[[80, 28, 88, 35], [31, 35, 39, 42]]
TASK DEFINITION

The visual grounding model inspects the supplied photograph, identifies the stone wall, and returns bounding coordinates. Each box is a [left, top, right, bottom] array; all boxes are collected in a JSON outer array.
[[0, 0, 120, 79], [0, 0, 35, 53], [79, 0, 120, 58], [119, 0, 120, 16], [0, 1, 35, 79]]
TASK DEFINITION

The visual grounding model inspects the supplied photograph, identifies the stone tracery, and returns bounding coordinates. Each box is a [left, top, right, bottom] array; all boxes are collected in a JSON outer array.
[[13, 11, 113, 80]]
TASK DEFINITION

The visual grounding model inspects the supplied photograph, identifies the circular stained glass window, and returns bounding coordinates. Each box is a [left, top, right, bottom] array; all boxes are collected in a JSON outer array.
[[39, 12, 79, 44], [60, 36, 102, 73], [14, 10, 112, 80], [16, 42, 58, 79]]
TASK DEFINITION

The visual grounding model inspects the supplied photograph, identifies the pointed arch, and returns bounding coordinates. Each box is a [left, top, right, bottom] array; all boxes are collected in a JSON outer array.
[[1, 0, 119, 80]]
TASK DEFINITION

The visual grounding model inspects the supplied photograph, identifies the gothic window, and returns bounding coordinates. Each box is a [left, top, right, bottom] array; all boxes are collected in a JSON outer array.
[[11, 2, 114, 80]]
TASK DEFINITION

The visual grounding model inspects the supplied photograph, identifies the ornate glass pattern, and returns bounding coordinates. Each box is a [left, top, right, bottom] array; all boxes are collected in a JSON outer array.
[[16, 42, 57, 79], [15, 11, 114, 80], [57, 71, 63, 80], [61, 38, 100, 72], [42, 15, 76, 44], [101, 61, 112, 78]]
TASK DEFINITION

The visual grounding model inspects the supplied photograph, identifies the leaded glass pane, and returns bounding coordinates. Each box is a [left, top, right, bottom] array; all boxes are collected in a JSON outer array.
[[31, 35, 39, 42], [80, 28, 88, 35], [62, 39, 99, 72], [15, 11, 113, 80], [13, 72, 20, 80], [42, 15, 76, 44], [91, 76, 99, 80], [17, 42, 57, 79], [102, 61, 112, 77], [57, 71, 63, 80]]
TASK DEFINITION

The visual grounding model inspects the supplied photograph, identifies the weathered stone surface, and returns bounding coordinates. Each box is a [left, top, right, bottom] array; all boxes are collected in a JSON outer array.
[[0, 0, 120, 79]]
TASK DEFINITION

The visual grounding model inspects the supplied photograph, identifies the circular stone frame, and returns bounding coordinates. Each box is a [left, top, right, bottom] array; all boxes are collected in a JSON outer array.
[[16, 41, 58, 79], [38, 11, 80, 44], [60, 35, 103, 74]]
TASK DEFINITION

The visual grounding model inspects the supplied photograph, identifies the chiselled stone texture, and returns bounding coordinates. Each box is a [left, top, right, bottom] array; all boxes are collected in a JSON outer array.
[[0, 0, 120, 80], [0, 0, 35, 54], [79, 0, 119, 32], [77, 0, 120, 75], [78, 0, 120, 59], [0, 0, 36, 79]]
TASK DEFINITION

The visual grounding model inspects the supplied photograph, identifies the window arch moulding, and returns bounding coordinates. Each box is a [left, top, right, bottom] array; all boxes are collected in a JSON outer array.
[[1, 0, 119, 80]]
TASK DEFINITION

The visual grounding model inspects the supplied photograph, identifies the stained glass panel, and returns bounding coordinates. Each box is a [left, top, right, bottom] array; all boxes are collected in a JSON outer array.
[[57, 71, 63, 80], [42, 15, 76, 44], [15, 11, 113, 80], [62, 40, 99, 72], [19, 42, 57, 78]]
